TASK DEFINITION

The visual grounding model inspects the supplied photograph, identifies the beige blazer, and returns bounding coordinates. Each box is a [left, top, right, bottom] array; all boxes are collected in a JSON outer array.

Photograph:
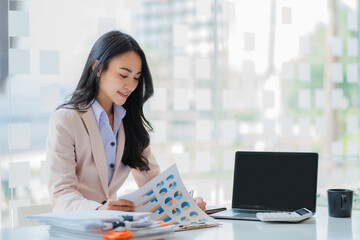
[[46, 107, 160, 211]]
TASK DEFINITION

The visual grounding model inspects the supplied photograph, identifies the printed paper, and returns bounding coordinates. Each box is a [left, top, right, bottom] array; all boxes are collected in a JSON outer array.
[[118, 164, 217, 225]]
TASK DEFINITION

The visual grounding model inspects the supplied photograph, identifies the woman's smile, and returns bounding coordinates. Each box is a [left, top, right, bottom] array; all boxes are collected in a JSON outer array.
[[118, 91, 129, 98]]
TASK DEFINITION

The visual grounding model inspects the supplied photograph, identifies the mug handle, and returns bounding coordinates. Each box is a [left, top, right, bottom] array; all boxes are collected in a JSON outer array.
[[341, 194, 347, 210]]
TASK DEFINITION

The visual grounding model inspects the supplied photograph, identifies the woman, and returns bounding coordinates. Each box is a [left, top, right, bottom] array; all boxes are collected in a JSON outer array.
[[46, 30, 206, 212]]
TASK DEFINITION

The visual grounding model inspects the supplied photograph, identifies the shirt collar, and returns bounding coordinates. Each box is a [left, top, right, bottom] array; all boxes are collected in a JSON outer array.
[[91, 100, 126, 128], [113, 103, 126, 132]]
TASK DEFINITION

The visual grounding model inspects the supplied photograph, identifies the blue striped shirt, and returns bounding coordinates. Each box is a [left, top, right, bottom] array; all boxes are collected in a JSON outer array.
[[91, 100, 126, 184]]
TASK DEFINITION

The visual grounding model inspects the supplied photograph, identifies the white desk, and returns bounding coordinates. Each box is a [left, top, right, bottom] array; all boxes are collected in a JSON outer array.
[[1, 207, 359, 240]]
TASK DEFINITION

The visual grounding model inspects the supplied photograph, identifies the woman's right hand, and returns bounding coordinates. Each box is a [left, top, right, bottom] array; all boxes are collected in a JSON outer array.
[[97, 199, 135, 212]]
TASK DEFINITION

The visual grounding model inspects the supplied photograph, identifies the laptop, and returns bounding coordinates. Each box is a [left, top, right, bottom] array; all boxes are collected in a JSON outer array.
[[211, 151, 318, 221]]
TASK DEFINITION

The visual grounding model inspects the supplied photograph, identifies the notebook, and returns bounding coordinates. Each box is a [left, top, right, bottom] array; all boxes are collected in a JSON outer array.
[[211, 151, 318, 221]]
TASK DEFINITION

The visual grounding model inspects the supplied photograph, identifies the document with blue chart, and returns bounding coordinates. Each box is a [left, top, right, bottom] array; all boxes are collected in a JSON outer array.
[[118, 164, 217, 225]]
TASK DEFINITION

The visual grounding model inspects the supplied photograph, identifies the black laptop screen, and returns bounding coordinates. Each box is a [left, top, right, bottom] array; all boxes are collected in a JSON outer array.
[[232, 151, 318, 213]]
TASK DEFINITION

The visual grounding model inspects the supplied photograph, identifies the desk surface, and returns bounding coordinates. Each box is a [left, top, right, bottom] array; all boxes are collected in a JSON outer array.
[[1, 207, 359, 240]]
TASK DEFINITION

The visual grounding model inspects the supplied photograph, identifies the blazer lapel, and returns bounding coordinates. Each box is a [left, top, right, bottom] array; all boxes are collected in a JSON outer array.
[[109, 121, 126, 187], [81, 108, 109, 199]]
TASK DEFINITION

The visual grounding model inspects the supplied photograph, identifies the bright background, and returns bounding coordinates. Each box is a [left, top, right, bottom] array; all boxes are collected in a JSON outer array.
[[1, 0, 360, 229]]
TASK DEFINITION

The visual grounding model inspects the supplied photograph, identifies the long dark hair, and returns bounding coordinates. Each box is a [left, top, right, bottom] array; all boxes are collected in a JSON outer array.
[[59, 30, 154, 171]]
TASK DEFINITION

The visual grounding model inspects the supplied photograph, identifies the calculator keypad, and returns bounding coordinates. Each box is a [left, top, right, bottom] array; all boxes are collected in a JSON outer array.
[[256, 208, 312, 222]]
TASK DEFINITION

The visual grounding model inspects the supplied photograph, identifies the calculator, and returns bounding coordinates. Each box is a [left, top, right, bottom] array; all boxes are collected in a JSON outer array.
[[256, 208, 313, 222]]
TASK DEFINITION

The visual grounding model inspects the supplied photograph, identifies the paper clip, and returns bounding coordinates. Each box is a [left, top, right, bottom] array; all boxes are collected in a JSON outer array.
[[188, 189, 194, 198]]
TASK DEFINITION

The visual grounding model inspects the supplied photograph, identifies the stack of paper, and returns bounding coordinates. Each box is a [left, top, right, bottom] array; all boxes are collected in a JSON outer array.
[[28, 210, 175, 239], [118, 164, 220, 230], [29, 164, 220, 238]]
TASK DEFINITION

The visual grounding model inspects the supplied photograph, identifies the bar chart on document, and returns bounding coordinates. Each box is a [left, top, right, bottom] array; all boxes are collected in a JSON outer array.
[[119, 164, 217, 225]]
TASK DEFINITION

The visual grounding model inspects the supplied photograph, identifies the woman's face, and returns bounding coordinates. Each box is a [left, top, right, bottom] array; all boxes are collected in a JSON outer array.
[[97, 51, 141, 109]]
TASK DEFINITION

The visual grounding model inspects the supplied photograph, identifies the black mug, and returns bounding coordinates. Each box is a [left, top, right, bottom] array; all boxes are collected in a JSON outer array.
[[327, 189, 353, 218]]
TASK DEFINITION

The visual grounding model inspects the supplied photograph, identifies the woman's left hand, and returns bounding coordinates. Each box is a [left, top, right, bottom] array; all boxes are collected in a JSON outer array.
[[193, 197, 206, 211]]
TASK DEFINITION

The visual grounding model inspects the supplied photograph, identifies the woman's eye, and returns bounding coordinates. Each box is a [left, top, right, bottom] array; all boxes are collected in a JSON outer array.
[[120, 74, 128, 78], [134, 77, 140, 81]]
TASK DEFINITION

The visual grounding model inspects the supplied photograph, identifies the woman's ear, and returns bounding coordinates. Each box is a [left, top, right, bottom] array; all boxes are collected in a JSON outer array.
[[92, 60, 102, 77]]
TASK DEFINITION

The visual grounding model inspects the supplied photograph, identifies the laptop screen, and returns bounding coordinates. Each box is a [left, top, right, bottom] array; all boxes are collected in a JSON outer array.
[[232, 151, 318, 213]]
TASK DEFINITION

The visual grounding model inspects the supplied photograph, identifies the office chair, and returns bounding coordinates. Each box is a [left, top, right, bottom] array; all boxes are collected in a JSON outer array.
[[17, 204, 53, 227]]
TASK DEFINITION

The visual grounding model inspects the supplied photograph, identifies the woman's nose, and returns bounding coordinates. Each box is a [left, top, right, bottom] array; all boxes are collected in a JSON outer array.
[[125, 77, 138, 90]]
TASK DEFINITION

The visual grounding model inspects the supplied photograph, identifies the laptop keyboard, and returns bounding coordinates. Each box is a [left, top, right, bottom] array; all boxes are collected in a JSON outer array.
[[233, 209, 274, 214]]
